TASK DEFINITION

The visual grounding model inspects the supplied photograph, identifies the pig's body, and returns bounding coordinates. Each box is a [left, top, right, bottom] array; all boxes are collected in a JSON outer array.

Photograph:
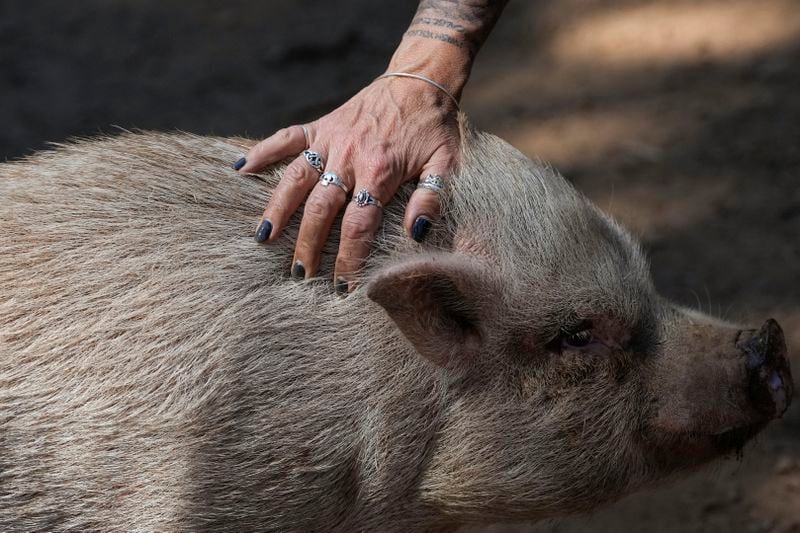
[[0, 133, 439, 531], [0, 123, 791, 531]]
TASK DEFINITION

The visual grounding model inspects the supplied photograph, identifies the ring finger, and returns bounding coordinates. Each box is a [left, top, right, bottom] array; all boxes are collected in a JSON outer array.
[[333, 183, 392, 294]]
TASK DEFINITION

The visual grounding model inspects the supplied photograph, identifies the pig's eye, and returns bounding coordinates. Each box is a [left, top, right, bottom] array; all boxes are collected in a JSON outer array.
[[557, 320, 594, 349], [563, 328, 593, 348]]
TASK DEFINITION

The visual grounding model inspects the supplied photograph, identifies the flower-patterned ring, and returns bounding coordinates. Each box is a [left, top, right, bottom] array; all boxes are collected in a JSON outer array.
[[302, 150, 325, 174]]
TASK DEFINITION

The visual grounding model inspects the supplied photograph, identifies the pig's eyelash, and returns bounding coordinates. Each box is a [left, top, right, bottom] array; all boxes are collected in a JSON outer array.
[[561, 318, 592, 335], [544, 319, 593, 352]]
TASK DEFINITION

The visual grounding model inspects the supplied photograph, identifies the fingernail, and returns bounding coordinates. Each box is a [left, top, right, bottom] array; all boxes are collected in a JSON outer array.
[[291, 261, 306, 280], [335, 277, 349, 296], [233, 157, 247, 171], [411, 217, 432, 243], [255, 219, 272, 243]]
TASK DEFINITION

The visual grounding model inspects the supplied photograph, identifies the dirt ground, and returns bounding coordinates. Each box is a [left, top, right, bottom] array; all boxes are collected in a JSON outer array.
[[2, 1, 799, 531]]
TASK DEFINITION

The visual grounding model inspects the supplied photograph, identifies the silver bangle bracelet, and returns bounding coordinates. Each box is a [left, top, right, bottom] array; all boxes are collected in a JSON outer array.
[[376, 72, 460, 110]]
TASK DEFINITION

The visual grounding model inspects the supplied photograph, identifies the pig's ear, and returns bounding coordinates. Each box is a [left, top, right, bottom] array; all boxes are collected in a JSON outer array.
[[367, 255, 496, 367]]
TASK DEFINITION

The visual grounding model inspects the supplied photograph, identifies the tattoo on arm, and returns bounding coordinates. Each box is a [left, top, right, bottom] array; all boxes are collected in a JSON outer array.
[[405, 0, 510, 58], [405, 29, 469, 52], [411, 16, 468, 34]]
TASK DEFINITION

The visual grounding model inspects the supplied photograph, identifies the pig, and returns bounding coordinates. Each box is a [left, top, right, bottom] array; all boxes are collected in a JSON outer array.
[[0, 118, 793, 532]]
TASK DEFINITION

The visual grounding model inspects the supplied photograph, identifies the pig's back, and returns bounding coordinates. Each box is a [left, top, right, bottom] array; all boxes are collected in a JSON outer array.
[[0, 133, 286, 410], [0, 133, 402, 529]]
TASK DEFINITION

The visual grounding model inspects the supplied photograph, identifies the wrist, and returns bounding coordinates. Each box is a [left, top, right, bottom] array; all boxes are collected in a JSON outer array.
[[386, 36, 473, 99]]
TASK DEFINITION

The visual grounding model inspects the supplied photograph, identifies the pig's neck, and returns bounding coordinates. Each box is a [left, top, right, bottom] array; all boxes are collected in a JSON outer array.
[[328, 301, 456, 530], [215, 292, 454, 531]]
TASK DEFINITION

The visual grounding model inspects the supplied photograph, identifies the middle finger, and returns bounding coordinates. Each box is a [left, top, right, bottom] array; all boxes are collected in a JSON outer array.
[[292, 167, 352, 280]]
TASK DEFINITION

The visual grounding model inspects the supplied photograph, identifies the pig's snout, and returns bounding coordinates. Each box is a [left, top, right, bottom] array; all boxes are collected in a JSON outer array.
[[738, 319, 793, 418]]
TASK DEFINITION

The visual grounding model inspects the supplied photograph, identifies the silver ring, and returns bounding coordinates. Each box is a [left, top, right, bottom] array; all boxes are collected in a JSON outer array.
[[353, 188, 383, 209], [303, 150, 325, 174], [300, 125, 310, 150], [319, 172, 349, 194], [417, 174, 446, 194]]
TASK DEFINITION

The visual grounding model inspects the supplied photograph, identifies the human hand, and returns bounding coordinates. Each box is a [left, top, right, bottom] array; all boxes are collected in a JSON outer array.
[[236, 74, 459, 294], [235, 0, 508, 294]]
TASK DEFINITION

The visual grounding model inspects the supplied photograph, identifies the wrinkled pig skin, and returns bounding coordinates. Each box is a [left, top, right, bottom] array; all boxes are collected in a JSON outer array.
[[0, 117, 792, 531]]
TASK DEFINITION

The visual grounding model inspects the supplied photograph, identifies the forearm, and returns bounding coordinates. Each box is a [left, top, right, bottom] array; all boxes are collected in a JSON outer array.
[[387, 0, 509, 98]]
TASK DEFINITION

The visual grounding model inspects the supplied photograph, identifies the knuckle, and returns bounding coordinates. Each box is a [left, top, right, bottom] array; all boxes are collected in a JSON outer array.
[[303, 194, 337, 220], [276, 127, 293, 144], [341, 212, 375, 242], [249, 140, 267, 157], [282, 163, 308, 188], [336, 142, 357, 165], [265, 192, 289, 219], [362, 152, 392, 181], [414, 191, 441, 211], [431, 143, 459, 167]]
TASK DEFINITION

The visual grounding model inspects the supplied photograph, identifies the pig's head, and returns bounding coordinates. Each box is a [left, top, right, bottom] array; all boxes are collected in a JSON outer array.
[[366, 129, 793, 525]]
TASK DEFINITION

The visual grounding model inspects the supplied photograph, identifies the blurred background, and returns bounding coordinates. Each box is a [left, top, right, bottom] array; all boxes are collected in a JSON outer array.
[[2, 0, 798, 531]]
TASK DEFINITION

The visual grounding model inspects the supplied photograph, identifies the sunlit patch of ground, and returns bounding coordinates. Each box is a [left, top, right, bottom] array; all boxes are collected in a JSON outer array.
[[550, 0, 800, 68], [587, 177, 733, 237], [467, 0, 800, 175]]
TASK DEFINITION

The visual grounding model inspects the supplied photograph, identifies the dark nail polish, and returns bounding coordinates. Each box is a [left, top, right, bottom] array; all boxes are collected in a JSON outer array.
[[254, 219, 272, 243], [335, 277, 349, 296], [291, 261, 306, 280], [233, 157, 247, 171], [411, 217, 432, 243]]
